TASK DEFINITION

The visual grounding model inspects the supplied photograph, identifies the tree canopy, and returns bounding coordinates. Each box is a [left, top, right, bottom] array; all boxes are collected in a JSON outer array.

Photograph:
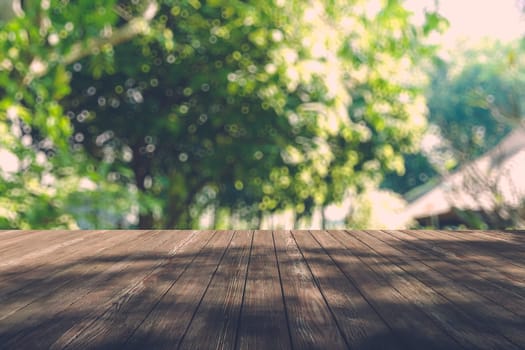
[[0, 0, 447, 229], [427, 42, 524, 163]]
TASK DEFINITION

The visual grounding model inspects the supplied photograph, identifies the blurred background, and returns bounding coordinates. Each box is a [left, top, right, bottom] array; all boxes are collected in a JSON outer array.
[[0, 0, 523, 230]]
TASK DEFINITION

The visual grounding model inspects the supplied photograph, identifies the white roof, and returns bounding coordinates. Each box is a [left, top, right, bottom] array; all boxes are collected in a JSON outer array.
[[405, 127, 525, 220]]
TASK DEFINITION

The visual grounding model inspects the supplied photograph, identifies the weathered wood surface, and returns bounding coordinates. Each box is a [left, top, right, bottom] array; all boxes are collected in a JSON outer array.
[[0, 230, 524, 349]]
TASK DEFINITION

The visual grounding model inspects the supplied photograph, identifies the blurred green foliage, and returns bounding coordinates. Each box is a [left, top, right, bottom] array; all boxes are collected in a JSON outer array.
[[427, 42, 524, 163], [381, 152, 438, 195], [380, 39, 525, 229], [0, 0, 447, 228], [382, 40, 525, 198]]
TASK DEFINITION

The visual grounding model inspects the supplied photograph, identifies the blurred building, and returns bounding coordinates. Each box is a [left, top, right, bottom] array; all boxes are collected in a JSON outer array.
[[404, 128, 525, 228]]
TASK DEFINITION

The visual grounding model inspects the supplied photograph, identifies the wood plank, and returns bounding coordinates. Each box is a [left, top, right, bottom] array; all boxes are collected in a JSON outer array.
[[311, 230, 462, 350], [1, 229, 524, 349], [0, 230, 185, 349], [0, 230, 160, 340], [383, 230, 525, 317], [354, 230, 525, 347], [123, 230, 234, 350], [291, 230, 403, 349], [394, 230, 525, 295], [273, 230, 348, 349], [418, 229, 525, 267], [336, 230, 519, 349], [0, 230, 78, 250], [0, 230, 44, 243], [0, 230, 111, 285], [178, 230, 253, 350], [450, 230, 525, 244], [0, 230, 147, 321], [0, 230, 83, 263], [48, 230, 213, 350], [236, 230, 292, 350], [0, 230, 37, 242], [495, 230, 525, 243]]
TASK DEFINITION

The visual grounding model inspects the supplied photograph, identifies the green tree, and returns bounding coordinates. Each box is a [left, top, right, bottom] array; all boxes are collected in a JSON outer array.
[[382, 41, 524, 199], [0, 0, 159, 227], [427, 41, 524, 164], [1, 0, 446, 229], [428, 64, 506, 162], [381, 152, 438, 195]]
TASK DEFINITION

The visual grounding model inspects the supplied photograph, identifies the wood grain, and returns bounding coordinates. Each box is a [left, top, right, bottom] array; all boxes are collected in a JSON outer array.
[[356, 230, 524, 347], [291, 230, 402, 349], [0, 229, 524, 350], [178, 230, 253, 350], [337, 230, 519, 349], [0, 230, 82, 264], [0, 230, 38, 242], [124, 231, 234, 350], [274, 230, 348, 349], [0, 230, 146, 323], [1, 230, 175, 348], [383, 230, 525, 317], [392, 230, 525, 296], [51, 230, 211, 350], [313, 230, 462, 350], [236, 230, 292, 350], [417, 229, 525, 267]]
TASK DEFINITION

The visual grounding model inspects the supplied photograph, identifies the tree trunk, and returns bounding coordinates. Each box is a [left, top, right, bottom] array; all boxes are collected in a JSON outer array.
[[321, 206, 326, 229], [138, 213, 154, 229], [131, 144, 154, 229], [257, 210, 263, 229], [0, 0, 22, 22], [165, 202, 188, 229]]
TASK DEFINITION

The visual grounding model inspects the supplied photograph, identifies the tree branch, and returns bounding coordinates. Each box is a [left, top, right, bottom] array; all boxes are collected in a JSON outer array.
[[0, 0, 23, 22], [62, 0, 158, 66], [23, 0, 159, 85]]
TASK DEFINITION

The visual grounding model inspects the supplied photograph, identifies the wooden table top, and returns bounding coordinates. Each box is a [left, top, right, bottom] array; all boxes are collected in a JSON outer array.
[[0, 229, 524, 349]]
